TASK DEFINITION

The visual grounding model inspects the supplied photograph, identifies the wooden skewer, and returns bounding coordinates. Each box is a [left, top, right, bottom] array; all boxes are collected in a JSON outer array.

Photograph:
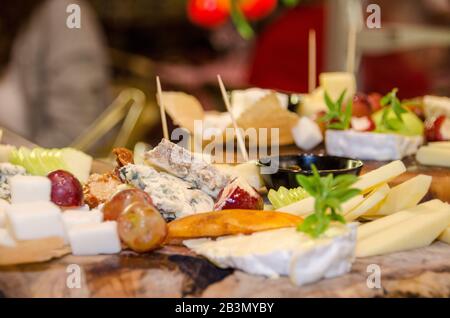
[[308, 29, 317, 94], [346, 23, 357, 74], [217, 75, 249, 162], [156, 76, 169, 140]]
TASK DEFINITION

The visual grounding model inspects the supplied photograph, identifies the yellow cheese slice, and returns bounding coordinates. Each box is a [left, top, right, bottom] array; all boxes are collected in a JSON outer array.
[[428, 141, 450, 149], [356, 205, 450, 258], [345, 184, 390, 222], [416, 146, 450, 168], [439, 227, 450, 244], [357, 199, 446, 241], [353, 160, 406, 194], [277, 194, 364, 217], [374, 174, 432, 215]]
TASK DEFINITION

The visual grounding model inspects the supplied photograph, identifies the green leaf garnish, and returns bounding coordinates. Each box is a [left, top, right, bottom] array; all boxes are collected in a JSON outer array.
[[379, 88, 409, 131], [295, 165, 361, 238], [321, 89, 352, 130]]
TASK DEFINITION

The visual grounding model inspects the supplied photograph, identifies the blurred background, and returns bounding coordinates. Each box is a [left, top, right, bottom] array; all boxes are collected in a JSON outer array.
[[0, 0, 449, 156]]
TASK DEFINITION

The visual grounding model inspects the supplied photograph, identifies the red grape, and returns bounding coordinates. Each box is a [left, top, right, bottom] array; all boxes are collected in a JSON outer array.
[[47, 170, 83, 207]]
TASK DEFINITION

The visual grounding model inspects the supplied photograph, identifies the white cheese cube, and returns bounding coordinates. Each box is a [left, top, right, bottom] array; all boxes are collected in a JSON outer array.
[[6, 201, 65, 241], [326, 130, 423, 161], [291, 117, 323, 150], [68, 221, 121, 256], [0, 228, 16, 247], [0, 199, 9, 228], [9, 176, 51, 204], [62, 209, 103, 231]]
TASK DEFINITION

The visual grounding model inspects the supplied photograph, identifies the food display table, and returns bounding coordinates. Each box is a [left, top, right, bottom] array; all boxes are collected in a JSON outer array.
[[1, 130, 449, 298]]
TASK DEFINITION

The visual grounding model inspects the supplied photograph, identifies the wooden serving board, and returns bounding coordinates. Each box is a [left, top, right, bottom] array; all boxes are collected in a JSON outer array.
[[1, 129, 449, 298], [1, 243, 450, 298]]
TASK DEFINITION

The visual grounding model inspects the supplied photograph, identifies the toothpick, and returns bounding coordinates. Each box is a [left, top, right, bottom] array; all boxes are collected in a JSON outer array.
[[308, 29, 316, 93], [346, 23, 357, 74], [156, 76, 169, 140], [217, 75, 249, 162]]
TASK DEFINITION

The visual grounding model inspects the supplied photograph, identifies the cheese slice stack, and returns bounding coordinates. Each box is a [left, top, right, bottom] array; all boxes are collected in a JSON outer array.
[[356, 200, 450, 258]]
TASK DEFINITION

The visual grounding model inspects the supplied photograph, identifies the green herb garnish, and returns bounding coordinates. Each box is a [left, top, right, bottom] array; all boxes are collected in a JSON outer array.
[[379, 88, 409, 131], [321, 89, 352, 130], [296, 165, 361, 238]]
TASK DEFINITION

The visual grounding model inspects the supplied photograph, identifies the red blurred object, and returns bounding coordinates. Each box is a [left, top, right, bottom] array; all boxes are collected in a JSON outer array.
[[361, 54, 430, 99], [240, 0, 278, 21], [367, 92, 383, 112], [425, 115, 448, 141], [249, 4, 325, 93], [187, 0, 230, 28], [352, 93, 372, 118]]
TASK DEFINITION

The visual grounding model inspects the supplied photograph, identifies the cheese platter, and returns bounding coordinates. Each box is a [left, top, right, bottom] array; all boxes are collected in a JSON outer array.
[[0, 78, 450, 298]]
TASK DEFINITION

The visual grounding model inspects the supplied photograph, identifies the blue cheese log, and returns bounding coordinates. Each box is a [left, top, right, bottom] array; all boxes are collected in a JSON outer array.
[[144, 139, 229, 198], [119, 164, 214, 220]]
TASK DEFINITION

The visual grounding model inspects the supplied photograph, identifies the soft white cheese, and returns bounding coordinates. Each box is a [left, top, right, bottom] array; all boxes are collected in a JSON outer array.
[[68, 221, 121, 256], [5, 201, 65, 241], [291, 117, 323, 150], [184, 224, 357, 286], [9, 175, 51, 204], [62, 209, 103, 231], [0, 228, 16, 247], [325, 130, 423, 161]]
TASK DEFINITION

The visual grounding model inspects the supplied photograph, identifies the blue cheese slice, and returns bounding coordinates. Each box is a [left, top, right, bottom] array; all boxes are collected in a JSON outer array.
[[0, 163, 27, 201], [119, 164, 214, 220], [326, 130, 423, 161], [144, 139, 229, 198], [184, 223, 357, 286]]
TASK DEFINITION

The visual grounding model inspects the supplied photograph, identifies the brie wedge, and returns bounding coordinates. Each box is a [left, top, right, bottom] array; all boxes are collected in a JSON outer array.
[[185, 224, 357, 286], [325, 130, 423, 161]]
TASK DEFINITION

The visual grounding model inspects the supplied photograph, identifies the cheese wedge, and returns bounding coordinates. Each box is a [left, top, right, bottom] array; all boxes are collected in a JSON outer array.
[[356, 206, 450, 258], [278, 195, 364, 217], [375, 174, 432, 215], [345, 184, 390, 222], [319, 72, 356, 102], [353, 160, 406, 194], [416, 146, 450, 168], [357, 199, 446, 241]]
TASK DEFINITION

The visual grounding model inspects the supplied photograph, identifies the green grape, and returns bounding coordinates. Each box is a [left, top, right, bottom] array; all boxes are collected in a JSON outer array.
[[268, 186, 309, 209]]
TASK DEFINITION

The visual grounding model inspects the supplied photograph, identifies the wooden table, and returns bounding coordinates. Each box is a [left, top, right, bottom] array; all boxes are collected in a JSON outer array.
[[1, 130, 450, 298]]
